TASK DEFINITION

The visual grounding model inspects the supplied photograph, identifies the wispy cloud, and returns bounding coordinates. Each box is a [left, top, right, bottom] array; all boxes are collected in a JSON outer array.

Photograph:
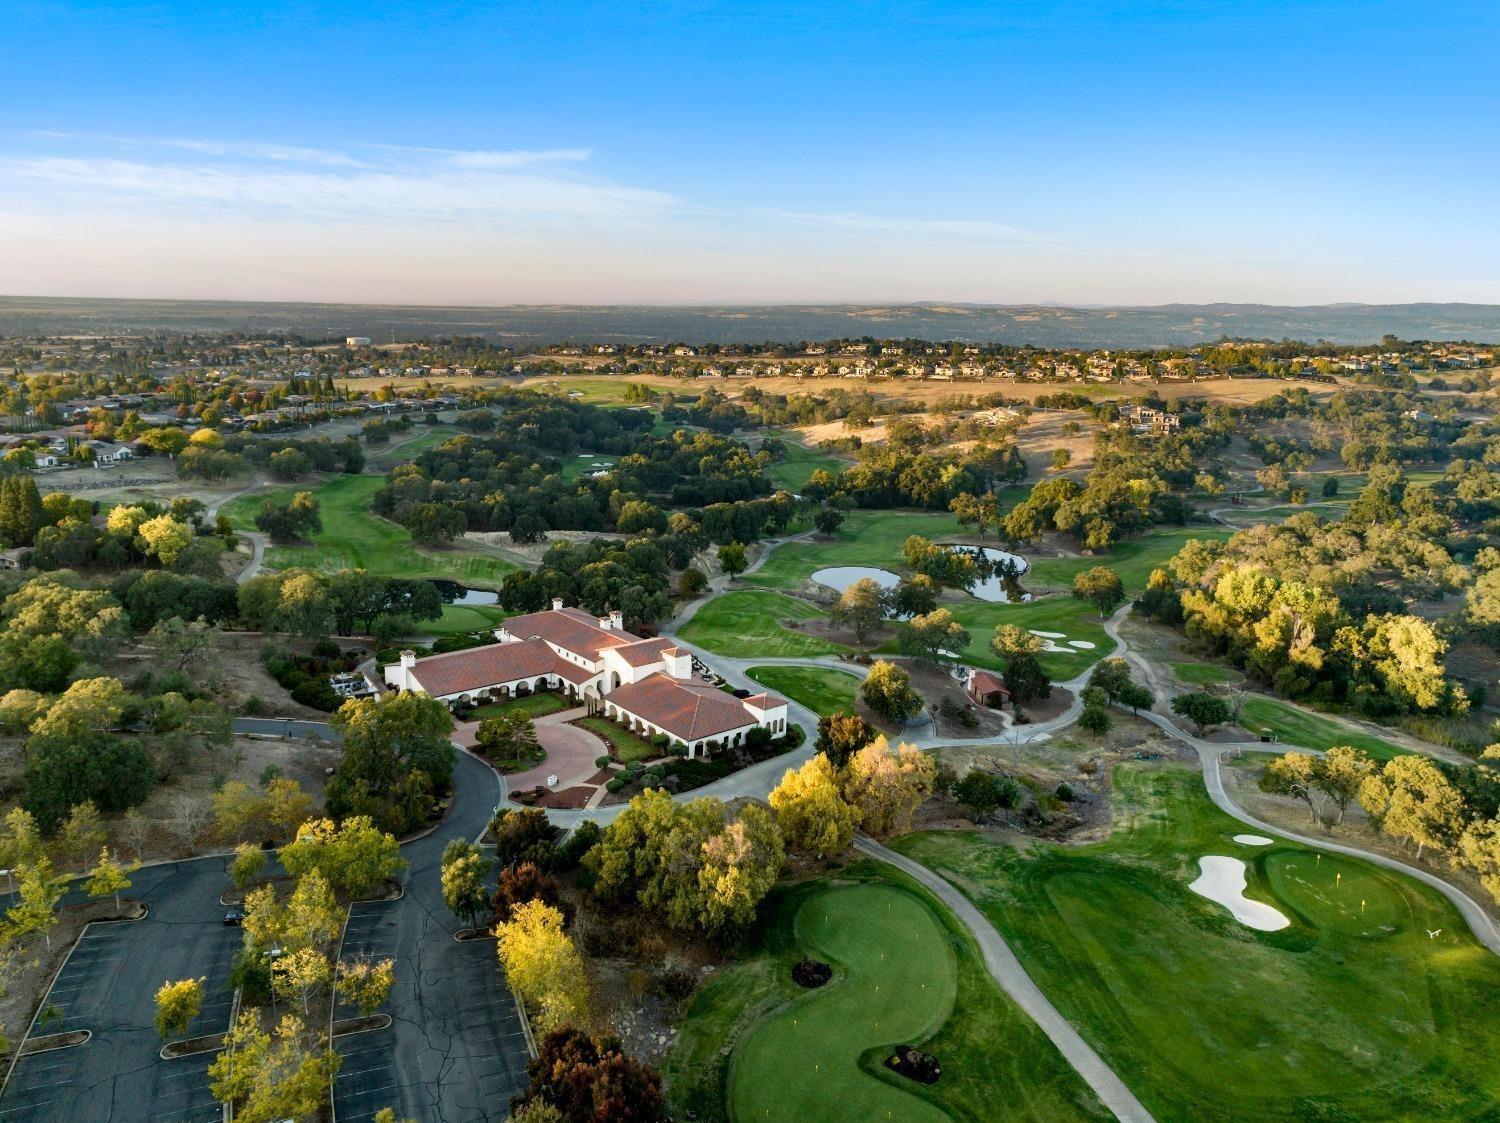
[[1, 135, 676, 225], [28, 130, 368, 166]]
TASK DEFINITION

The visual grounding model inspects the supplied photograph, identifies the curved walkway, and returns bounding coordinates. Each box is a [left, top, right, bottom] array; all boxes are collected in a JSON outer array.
[[1099, 608, 1500, 956], [857, 836, 1155, 1123]]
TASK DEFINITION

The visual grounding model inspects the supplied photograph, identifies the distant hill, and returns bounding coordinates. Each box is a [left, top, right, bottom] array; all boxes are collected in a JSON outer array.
[[2, 295, 1499, 348]]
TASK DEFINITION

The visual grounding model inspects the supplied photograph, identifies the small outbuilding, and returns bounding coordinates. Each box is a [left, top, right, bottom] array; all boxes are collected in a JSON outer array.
[[966, 669, 1010, 709]]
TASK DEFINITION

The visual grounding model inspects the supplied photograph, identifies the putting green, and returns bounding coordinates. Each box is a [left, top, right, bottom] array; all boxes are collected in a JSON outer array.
[[730, 883, 955, 1123], [897, 765, 1500, 1121]]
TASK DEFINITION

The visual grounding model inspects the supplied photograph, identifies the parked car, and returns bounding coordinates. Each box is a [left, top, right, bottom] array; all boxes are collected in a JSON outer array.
[[223, 909, 246, 927]]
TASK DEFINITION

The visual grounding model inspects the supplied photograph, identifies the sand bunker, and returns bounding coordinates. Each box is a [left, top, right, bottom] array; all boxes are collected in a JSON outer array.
[[1067, 640, 1096, 649], [1029, 630, 1066, 639], [1234, 834, 1274, 846], [1188, 856, 1289, 931]]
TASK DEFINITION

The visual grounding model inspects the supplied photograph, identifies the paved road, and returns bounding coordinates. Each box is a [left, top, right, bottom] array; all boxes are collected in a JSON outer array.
[[0, 855, 240, 1122], [331, 747, 533, 1123], [856, 836, 1156, 1123]]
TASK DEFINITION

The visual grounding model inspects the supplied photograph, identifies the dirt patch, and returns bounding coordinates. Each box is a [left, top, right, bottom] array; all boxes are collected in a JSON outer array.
[[463, 528, 626, 568], [528, 785, 596, 810], [215, 632, 355, 719], [1011, 685, 1074, 725], [898, 660, 1011, 739]]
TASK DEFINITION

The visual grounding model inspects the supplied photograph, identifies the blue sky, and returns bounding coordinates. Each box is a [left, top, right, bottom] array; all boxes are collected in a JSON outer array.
[[2, 1, 1497, 305]]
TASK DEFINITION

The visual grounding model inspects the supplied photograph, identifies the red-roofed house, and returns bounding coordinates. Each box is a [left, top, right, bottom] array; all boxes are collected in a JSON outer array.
[[382, 599, 787, 757], [966, 669, 1011, 708]]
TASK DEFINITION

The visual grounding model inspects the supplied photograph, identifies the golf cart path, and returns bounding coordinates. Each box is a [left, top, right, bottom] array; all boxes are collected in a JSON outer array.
[[856, 835, 1156, 1123], [1099, 608, 1500, 956]]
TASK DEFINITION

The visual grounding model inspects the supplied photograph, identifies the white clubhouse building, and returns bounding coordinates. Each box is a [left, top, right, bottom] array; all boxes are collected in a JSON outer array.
[[383, 600, 787, 758]]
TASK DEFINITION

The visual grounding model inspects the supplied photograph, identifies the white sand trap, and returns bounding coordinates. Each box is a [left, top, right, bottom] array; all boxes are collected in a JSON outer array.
[[1188, 856, 1289, 931], [1234, 834, 1274, 847], [1030, 630, 1066, 639], [1067, 640, 1097, 649]]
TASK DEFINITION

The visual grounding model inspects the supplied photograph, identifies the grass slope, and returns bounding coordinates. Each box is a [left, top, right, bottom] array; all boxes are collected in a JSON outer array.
[[896, 765, 1500, 1122], [747, 510, 972, 590], [1172, 661, 1236, 686], [765, 436, 850, 492], [1237, 695, 1409, 762], [679, 590, 849, 658], [665, 862, 1107, 1123], [222, 475, 516, 586], [576, 716, 659, 763], [747, 665, 862, 717]]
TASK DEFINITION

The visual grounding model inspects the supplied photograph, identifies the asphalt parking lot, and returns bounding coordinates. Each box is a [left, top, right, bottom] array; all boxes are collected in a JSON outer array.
[[0, 856, 241, 1122], [331, 750, 533, 1122]]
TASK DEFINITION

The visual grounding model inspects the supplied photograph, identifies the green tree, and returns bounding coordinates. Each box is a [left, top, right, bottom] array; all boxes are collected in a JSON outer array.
[[85, 846, 137, 911], [440, 839, 493, 929], [155, 977, 204, 1039], [1000, 651, 1050, 705], [280, 816, 406, 899], [891, 574, 940, 618], [990, 623, 1043, 660], [814, 711, 877, 767], [718, 541, 747, 579], [953, 770, 1002, 819], [831, 576, 887, 646], [5, 858, 65, 950], [474, 713, 542, 770], [1072, 565, 1126, 617], [859, 661, 923, 724], [897, 607, 971, 665], [769, 754, 855, 856], [1078, 704, 1111, 739], [230, 841, 269, 889], [840, 739, 936, 838], [1358, 754, 1465, 860], [1170, 691, 1231, 736]]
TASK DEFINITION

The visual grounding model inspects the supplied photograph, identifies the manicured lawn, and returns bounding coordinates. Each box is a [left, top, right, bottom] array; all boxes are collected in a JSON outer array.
[[468, 693, 571, 723], [886, 595, 1111, 680], [419, 602, 509, 636], [223, 475, 516, 585], [679, 590, 849, 658], [665, 863, 1107, 1123], [1023, 527, 1235, 592], [576, 716, 660, 763], [764, 434, 850, 492], [559, 453, 616, 481], [747, 509, 971, 590], [1172, 661, 1237, 686], [896, 765, 1500, 1122], [747, 665, 861, 717], [1237, 695, 1410, 761]]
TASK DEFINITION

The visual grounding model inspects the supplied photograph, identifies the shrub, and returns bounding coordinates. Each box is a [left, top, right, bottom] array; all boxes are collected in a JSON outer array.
[[606, 778, 625, 793], [1055, 782, 1076, 802], [594, 755, 612, 769]]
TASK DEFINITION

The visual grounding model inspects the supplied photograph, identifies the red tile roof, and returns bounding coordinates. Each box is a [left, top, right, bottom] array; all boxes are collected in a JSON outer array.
[[502, 608, 639, 660], [742, 691, 788, 710], [607, 674, 767, 741], [969, 670, 1010, 696], [409, 639, 563, 697], [614, 638, 676, 668]]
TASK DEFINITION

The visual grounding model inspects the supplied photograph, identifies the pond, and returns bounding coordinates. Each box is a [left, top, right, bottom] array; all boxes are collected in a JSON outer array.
[[430, 579, 500, 606], [939, 544, 1031, 603], [811, 565, 901, 593]]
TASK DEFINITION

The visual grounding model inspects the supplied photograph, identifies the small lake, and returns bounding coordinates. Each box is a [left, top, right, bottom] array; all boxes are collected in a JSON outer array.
[[939, 544, 1031, 603], [811, 565, 901, 593], [431, 579, 500, 606]]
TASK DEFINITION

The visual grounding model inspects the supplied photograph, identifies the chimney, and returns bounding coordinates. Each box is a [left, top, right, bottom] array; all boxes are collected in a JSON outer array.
[[399, 650, 416, 669], [609, 610, 623, 630], [551, 597, 564, 612]]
